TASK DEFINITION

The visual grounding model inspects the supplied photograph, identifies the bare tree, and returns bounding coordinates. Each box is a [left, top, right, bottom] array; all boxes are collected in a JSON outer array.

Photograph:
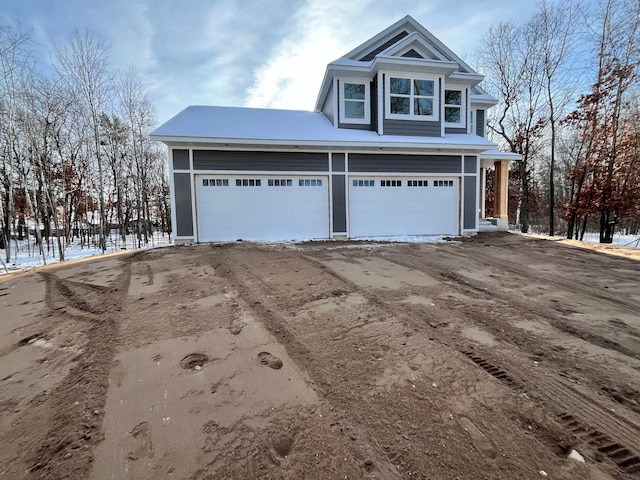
[[534, 0, 583, 236], [116, 67, 158, 247], [476, 20, 546, 233], [53, 29, 113, 252], [0, 22, 32, 262]]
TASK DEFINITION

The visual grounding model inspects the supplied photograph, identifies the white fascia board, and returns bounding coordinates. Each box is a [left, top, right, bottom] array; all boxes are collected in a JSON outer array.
[[470, 97, 499, 108], [315, 63, 373, 111], [448, 71, 485, 85], [480, 150, 522, 161], [372, 56, 459, 75], [340, 15, 415, 60], [378, 32, 449, 62], [151, 135, 496, 152]]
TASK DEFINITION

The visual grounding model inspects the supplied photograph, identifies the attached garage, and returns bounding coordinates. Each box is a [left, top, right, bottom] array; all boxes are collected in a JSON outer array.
[[195, 175, 329, 242], [349, 176, 459, 237]]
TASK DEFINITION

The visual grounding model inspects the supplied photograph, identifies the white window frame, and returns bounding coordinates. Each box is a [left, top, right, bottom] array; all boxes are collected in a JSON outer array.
[[339, 78, 370, 125], [443, 87, 466, 128], [385, 72, 440, 122]]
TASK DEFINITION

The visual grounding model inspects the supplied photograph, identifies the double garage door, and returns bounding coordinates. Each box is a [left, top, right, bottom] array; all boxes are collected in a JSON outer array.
[[349, 176, 459, 237], [196, 175, 329, 241], [195, 175, 459, 241]]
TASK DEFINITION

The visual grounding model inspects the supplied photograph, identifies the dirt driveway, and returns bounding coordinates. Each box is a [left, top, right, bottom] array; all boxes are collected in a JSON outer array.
[[1, 233, 639, 480]]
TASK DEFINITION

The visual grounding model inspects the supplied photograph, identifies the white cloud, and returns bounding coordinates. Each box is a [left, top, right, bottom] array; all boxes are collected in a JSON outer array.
[[246, 0, 377, 110]]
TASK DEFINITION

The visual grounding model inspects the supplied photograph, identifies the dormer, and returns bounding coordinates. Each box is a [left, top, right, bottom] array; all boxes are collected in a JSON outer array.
[[315, 15, 495, 138]]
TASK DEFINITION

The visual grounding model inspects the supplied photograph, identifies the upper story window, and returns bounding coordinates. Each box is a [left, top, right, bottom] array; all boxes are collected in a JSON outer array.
[[339, 79, 370, 125], [385, 74, 439, 121], [444, 88, 465, 127]]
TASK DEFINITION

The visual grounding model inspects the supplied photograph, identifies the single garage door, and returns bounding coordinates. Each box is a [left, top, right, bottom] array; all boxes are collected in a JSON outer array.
[[195, 175, 329, 241], [349, 177, 459, 237]]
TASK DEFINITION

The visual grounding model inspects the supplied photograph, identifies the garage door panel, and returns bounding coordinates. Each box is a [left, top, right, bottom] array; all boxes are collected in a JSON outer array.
[[349, 177, 458, 237], [196, 176, 328, 241]]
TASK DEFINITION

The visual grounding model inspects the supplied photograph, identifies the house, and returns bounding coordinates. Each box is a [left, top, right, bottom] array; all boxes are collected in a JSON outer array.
[[151, 15, 520, 243]]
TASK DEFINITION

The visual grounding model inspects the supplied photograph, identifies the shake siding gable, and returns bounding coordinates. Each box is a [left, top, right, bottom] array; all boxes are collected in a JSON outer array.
[[359, 31, 409, 61]]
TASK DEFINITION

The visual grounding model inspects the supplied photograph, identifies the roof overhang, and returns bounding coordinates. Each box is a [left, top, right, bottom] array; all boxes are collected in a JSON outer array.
[[480, 150, 522, 168], [315, 56, 484, 111], [151, 135, 497, 154]]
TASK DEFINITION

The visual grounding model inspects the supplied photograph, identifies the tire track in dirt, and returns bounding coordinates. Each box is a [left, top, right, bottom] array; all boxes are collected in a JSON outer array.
[[213, 245, 577, 479], [364, 245, 640, 479], [462, 348, 640, 478], [467, 248, 640, 317], [13, 263, 131, 479], [210, 248, 407, 480]]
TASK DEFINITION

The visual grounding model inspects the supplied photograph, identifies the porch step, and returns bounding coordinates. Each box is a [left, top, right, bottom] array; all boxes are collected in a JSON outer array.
[[479, 219, 499, 232]]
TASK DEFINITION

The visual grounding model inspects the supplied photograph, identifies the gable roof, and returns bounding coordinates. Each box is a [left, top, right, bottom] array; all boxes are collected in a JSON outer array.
[[150, 105, 496, 152], [314, 15, 488, 111]]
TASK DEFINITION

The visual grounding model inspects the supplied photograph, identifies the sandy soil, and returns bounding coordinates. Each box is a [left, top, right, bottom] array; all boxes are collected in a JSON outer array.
[[1, 232, 639, 480]]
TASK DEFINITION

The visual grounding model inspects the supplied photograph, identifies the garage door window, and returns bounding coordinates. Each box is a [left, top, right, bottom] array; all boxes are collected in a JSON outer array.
[[236, 179, 261, 186], [268, 179, 293, 186], [408, 180, 428, 187], [381, 180, 402, 187], [299, 179, 323, 186], [434, 180, 454, 187], [203, 179, 229, 186], [353, 179, 375, 187]]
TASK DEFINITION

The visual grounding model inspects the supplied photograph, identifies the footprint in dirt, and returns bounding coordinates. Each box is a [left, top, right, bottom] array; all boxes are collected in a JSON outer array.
[[128, 421, 154, 460], [271, 433, 294, 457], [258, 352, 283, 370], [229, 321, 244, 335]]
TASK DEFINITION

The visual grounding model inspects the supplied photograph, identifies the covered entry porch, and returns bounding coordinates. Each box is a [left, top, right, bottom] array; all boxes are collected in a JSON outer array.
[[479, 151, 522, 232]]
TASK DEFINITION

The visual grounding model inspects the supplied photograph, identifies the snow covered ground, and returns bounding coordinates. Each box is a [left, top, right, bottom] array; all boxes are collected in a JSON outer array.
[[578, 232, 640, 249], [0, 233, 173, 275]]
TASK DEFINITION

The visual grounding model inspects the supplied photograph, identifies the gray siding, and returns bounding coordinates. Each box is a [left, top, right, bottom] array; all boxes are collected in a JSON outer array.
[[384, 119, 441, 136], [322, 82, 335, 125], [349, 154, 462, 173], [445, 127, 467, 134], [193, 150, 329, 171], [332, 175, 347, 232], [173, 149, 190, 170], [360, 31, 408, 61], [463, 176, 477, 230], [476, 110, 485, 137], [173, 173, 193, 237], [464, 156, 477, 173], [332, 153, 345, 172]]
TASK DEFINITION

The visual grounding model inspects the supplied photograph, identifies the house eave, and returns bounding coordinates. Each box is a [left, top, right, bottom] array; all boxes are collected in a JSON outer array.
[[151, 135, 496, 153]]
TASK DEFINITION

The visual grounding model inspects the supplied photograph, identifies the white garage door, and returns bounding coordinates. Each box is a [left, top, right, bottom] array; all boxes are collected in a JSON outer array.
[[196, 175, 329, 242], [349, 177, 459, 237]]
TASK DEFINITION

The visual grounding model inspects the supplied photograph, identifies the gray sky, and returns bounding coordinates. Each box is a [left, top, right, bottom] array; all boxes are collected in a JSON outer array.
[[4, 0, 550, 123]]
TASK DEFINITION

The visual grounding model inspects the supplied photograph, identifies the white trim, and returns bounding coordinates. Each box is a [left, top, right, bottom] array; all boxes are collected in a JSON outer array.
[[338, 77, 371, 125], [384, 71, 440, 121], [443, 86, 467, 129], [345, 153, 350, 238], [168, 148, 178, 240], [153, 137, 496, 152], [189, 149, 198, 242], [332, 78, 339, 128], [377, 71, 384, 134]]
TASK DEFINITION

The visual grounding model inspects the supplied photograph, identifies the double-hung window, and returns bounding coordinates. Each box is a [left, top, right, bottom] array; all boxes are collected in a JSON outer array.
[[339, 79, 370, 124], [444, 88, 465, 127], [386, 75, 438, 121]]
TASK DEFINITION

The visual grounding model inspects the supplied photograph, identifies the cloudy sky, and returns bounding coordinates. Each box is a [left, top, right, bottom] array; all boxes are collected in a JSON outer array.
[[4, 0, 550, 123]]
